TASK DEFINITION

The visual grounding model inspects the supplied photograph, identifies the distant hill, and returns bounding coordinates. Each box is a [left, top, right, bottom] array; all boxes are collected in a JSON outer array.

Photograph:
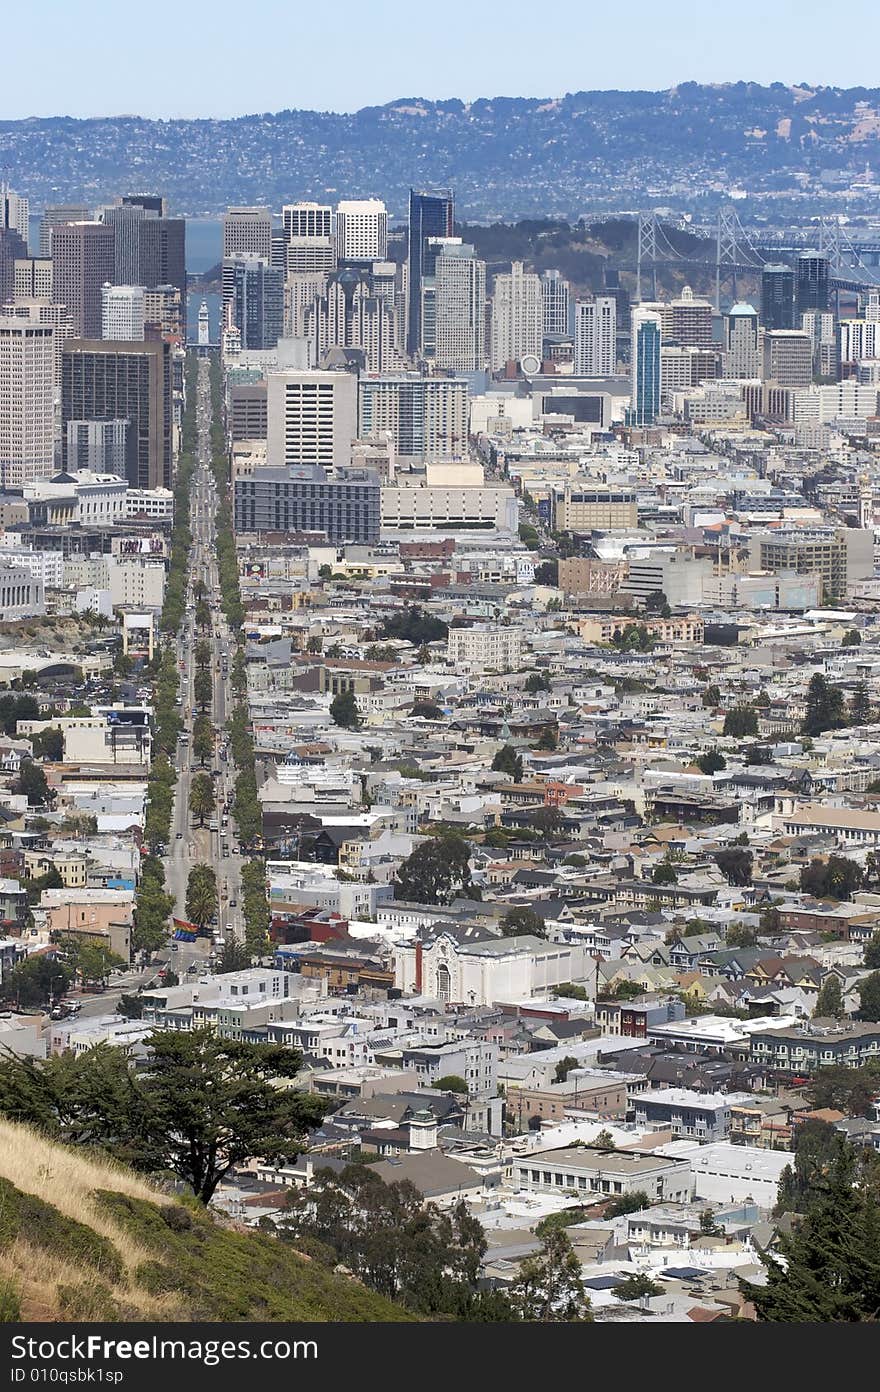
[[0, 1119, 410, 1322], [3, 83, 880, 219]]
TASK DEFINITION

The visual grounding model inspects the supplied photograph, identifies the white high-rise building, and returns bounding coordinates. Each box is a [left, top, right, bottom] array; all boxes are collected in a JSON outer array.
[[222, 207, 272, 260], [335, 200, 388, 263], [541, 269, 571, 338], [282, 203, 333, 240], [490, 262, 542, 372], [101, 283, 146, 341], [838, 318, 880, 364], [0, 184, 29, 243], [724, 302, 762, 378], [285, 237, 337, 276], [434, 242, 486, 373], [574, 297, 616, 375], [0, 316, 56, 487], [266, 369, 358, 470]]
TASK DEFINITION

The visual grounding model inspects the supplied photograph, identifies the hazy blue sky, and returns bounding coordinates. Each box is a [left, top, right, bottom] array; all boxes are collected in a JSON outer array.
[[4, 0, 880, 119]]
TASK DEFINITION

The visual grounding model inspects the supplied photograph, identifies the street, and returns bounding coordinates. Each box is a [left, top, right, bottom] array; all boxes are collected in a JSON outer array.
[[161, 355, 245, 971]]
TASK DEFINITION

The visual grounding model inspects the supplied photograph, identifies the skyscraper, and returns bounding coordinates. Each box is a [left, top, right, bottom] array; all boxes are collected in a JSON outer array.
[[101, 284, 146, 341], [13, 258, 52, 301], [796, 252, 830, 317], [282, 203, 333, 240], [51, 222, 115, 338], [630, 307, 662, 426], [761, 263, 796, 330], [358, 375, 469, 462], [407, 189, 454, 354], [434, 242, 486, 373], [222, 207, 272, 261], [723, 303, 761, 378], [61, 337, 172, 488], [490, 262, 542, 372], [39, 206, 91, 258], [0, 227, 28, 307], [574, 297, 617, 375], [335, 200, 388, 263], [0, 316, 56, 487], [0, 185, 29, 244], [541, 270, 571, 339], [266, 369, 358, 470], [226, 257, 284, 350]]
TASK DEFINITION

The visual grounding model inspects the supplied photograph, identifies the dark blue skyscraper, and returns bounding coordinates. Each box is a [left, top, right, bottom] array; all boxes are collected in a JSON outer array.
[[407, 188, 454, 354], [761, 263, 796, 330]]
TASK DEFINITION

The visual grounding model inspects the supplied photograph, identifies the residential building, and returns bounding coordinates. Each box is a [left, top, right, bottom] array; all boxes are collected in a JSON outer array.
[[100, 284, 145, 341], [51, 222, 115, 338], [0, 317, 56, 487], [233, 464, 380, 543], [630, 306, 662, 425], [446, 625, 522, 673], [574, 297, 616, 376], [335, 200, 387, 263], [512, 1147, 693, 1203], [266, 368, 358, 470], [61, 338, 173, 489], [541, 269, 571, 339], [358, 375, 468, 463], [490, 262, 542, 372], [761, 263, 796, 330], [434, 242, 486, 372]]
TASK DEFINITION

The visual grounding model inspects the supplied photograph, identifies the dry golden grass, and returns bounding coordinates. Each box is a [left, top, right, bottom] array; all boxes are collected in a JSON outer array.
[[0, 1119, 179, 1321]]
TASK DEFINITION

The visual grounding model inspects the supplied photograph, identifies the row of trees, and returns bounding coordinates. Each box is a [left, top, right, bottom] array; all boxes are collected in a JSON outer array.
[[240, 859, 270, 960], [275, 1162, 590, 1321], [0, 1029, 324, 1205], [160, 353, 197, 634], [802, 672, 871, 737], [133, 853, 175, 957]]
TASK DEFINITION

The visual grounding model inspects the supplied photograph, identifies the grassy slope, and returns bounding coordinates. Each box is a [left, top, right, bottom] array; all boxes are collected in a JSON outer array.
[[0, 1120, 409, 1322]]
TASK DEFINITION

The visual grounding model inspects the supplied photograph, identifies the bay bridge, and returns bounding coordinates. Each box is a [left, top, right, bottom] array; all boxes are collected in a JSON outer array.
[[632, 208, 880, 308]]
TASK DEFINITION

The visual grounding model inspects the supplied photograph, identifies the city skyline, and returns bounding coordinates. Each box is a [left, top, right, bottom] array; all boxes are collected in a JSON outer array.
[[1, 0, 879, 120]]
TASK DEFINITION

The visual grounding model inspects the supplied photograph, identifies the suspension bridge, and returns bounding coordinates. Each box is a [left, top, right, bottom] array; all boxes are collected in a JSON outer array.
[[632, 208, 880, 308]]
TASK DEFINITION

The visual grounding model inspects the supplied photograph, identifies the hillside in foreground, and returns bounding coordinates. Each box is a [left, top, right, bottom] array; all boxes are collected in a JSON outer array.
[[0, 1119, 410, 1322]]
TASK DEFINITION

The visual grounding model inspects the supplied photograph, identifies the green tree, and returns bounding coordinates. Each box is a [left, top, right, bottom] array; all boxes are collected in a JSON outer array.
[[394, 834, 474, 906], [864, 933, 880, 970], [536, 725, 558, 751], [194, 639, 212, 669], [723, 706, 759, 738], [275, 1164, 507, 1319], [534, 560, 558, 586], [525, 671, 551, 694], [16, 759, 51, 806], [652, 860, 678, 885], [842, 628, 862, 647], [189, 772, 216, 827], [695, 749, 726, 775], [603, 1190, 650, 1217], [434, 1075, 468, 1094], [858, 971, 880, 1022], [0, 1030, 324, 1205], [330, 689, 361, 730], [30, 727, 64, 761], [802, 673, 847, 736], [714, 847, 753, 886], [192, 714, 214, 765], [411, 700, 442, 719], [491, 745, 523, 781], [194, 670, 213, 712], [726, 923, 758, 949], [553, 1056, 579, 1083], [742, 1147, 880, 1320], [500, 906, 547, 939], [813, 974, 844, 1019], [509, 1228, 591, 1322], [186, 864, 217, 929], [613, 1273, 662, 1300], [849, 679, 872, 726], [702, 684, 721, 708], [214, 940, 253, 974], [800, 855, 863, 902], [0, 955, 70, 1009]]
